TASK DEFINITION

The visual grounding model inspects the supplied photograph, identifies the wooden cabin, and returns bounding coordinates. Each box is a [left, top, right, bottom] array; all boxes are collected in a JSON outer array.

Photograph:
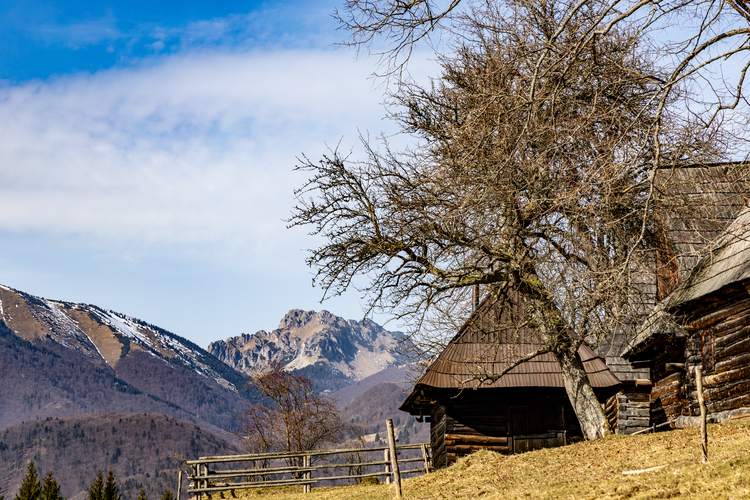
[[625, 206, 750, 425], [610, 163, 750, 431], [399, 295, 620, 468], [597, 325, 654, 434], [399, 163, 750, 455]]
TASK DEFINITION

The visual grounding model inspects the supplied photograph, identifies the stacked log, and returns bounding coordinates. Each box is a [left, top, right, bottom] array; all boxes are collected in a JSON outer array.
[[429, 406, 448, 469], [444, 401, 509, 465], [651, 372, 684, 421], [604, 393, 619, 431], [444, 434, 509, 455], [682, 283, 750, 417], [616, 391, 651, 434]]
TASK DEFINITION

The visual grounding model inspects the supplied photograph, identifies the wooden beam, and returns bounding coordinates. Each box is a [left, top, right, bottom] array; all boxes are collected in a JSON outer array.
[[387, 419, 402, 498]]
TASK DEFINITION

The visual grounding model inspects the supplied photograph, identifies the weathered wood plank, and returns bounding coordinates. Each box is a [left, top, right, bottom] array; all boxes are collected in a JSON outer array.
[[716, 337, 750, 362], [620, 402, 651, 409], [706, 392, 750, 413], [703, 365, 750, 387], [703, 379, 750, 401], [618, 426, 650, 434], [654, 393, 683, 408], [449, 444, 509, 454], [621, 417, 650, 425], [619, 408, 650, 418], [714, 353, 750, 373], [714, 325, 750, 349], [689, 297, 750, 330], [445, 434, 508, 445]]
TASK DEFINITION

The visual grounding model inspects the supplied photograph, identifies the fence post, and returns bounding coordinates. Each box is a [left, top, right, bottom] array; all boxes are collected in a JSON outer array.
[[420, 444, 430, 473], [188, 466, 195, 500], [303, 454, 311, 494], [384, 448, 391, 484], [177, 470, 182, 500], [386, 419, 402, 498], [695, 366, 708, 463], [203, 463, 210, 500]]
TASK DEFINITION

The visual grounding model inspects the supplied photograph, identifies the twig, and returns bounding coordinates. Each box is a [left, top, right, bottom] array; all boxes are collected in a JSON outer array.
[[622, 465, 667, 475]]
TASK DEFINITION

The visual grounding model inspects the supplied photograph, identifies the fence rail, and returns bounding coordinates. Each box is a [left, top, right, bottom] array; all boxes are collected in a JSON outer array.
[[186, 441, 431, 496]]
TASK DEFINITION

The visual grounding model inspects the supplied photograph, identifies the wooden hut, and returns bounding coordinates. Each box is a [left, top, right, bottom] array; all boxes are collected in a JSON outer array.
[[624, 206, 750, 426], [399, 295, 620, 468], [596, 325, 654, 434], [400, 163, 750, 455], [610, 163, 750, 431]]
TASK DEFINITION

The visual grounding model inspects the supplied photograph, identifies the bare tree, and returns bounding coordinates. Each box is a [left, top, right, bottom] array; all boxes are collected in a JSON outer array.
[[236, 363, 349, 465], [340, 1, 750, 189], [291, 0, 730, 439], [339, 0, 750, 100]]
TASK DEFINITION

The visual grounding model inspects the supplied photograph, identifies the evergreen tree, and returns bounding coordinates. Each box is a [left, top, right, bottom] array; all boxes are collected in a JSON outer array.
[[160, 490, 173, 500], [40, 471, 64, 500], [87, 471, 104, 500], [2, 484, 6, 500], [136, 488, 147, 500], [15, 461, 41, 500], [102, 469, 121, 500]]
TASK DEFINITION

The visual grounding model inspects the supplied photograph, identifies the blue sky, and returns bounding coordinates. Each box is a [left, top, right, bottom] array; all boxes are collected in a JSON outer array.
[[0, 0, 436, 346]]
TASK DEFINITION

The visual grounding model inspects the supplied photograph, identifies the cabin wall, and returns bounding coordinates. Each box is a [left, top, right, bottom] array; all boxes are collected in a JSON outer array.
[[684, 295, 750, 416], [650, 342, 687, 425], [644, 284, 750, 422], [606, 386, 651, 434], [430, 405, 448, 469], [604, 393, 619, 431], [430, 388, 584, 468], [445, 392, 509, 465]]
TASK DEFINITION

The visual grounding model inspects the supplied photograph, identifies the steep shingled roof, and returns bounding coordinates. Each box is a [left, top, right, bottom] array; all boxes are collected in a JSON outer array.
[[400, 294, 620, 413]]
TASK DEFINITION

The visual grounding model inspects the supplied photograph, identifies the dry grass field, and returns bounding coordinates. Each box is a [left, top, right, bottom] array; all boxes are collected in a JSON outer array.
[[211, 420, 750, 499]]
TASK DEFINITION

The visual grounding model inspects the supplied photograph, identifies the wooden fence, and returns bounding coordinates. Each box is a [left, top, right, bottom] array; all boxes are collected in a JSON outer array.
[[186, 442, 430, 496]]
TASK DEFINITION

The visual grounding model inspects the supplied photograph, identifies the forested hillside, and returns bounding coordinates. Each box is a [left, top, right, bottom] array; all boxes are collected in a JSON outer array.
[[0, 413, 239, 500], [341, 383, 429, 445]]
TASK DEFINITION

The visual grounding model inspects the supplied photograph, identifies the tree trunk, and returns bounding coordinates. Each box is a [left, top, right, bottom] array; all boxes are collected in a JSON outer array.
[[555, 346, 612, 440]]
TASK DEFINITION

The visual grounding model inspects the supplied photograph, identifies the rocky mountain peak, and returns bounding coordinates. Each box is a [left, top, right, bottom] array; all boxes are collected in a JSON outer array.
[[277, 309, 340, 331], [209, 309, 403, 393]]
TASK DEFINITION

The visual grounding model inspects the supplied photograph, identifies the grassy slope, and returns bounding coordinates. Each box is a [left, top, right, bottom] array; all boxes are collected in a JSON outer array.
[[226, 420, 750, 499]]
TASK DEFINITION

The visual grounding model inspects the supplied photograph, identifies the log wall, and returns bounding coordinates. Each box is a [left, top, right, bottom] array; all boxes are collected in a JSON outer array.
[[670, 282, 750, 418], [429, 388, 584, 468], [607, 386, 652, 434], [604, 393, 619, 431], [687, 295, 750, 415], [430, 405, 448, 469], [649, 339, 687, 426], [444, 391, 509, 466]]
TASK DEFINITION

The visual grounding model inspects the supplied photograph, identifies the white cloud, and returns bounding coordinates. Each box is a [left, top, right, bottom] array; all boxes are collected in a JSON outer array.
[[0, 48, 399, 270]]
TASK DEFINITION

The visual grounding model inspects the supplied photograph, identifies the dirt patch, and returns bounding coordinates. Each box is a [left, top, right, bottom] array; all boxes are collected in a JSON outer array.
[[0, 287, 52, 341], [67, 309, 125, 366]]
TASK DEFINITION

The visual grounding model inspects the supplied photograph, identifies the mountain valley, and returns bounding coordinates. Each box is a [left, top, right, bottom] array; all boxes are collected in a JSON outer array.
[[0, 283, 423, 499]]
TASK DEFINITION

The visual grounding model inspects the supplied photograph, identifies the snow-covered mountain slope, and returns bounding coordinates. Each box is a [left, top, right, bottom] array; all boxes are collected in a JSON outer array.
[[0, 283, 250, 432], [208, 309, 404, 392], [0, 284, 244, 392]]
